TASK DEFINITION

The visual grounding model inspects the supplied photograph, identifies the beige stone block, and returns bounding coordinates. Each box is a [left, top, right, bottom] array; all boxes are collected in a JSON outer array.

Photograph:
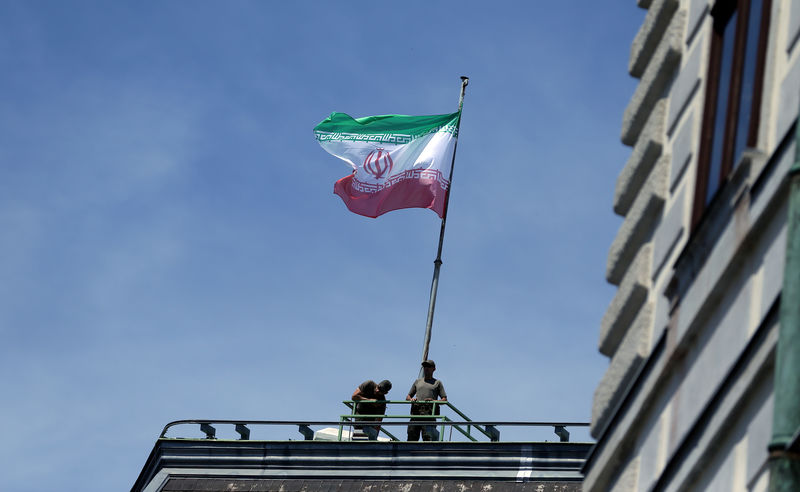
[[621, 10, 685, 146], [593, 303, 654, 437], [614, 99, 666, 217], [607, 155, 669, 285], [629, 0, 680, 78], [600, 244, 653, 357]]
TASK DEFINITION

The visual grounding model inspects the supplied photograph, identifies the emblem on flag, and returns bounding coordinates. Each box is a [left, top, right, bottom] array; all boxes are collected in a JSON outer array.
[[363, 148, 393, 179], [314, 111, 461, 218]]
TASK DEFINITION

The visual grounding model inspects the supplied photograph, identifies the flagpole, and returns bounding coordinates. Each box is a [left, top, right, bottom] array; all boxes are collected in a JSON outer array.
[[419, 76, 469, 369]]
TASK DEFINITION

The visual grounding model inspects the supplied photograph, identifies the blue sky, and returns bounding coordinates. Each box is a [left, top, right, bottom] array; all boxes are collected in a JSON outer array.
[[0, 2, 644, 490]]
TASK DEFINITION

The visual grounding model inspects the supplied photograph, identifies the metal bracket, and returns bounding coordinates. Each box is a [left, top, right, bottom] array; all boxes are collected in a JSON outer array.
[[235, 424, 250, 440], [484, 425, 500, 442], [554, 425, 570, 442], [200, 423, 216, 439], [298, 425, 314, 440]]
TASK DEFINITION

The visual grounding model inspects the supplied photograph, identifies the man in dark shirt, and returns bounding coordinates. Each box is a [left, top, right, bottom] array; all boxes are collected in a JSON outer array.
[[406, 359, 447, 441], [351, 379, 392, 439]]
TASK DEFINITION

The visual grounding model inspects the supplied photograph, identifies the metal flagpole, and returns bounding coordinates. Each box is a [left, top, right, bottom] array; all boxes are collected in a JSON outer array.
[[419, 76, 469, 369]]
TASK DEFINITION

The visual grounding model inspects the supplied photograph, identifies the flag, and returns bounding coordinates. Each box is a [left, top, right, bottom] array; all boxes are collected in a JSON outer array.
[[314, 111, 460, 218]]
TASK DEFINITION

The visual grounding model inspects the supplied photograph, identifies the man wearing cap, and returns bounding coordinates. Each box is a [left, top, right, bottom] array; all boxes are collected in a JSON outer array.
[[406, 359, 447, 441], [351, 379, 392, 440]]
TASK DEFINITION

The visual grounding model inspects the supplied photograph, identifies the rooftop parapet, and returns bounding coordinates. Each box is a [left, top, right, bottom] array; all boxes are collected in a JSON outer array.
[[133, 401, 592, 491]]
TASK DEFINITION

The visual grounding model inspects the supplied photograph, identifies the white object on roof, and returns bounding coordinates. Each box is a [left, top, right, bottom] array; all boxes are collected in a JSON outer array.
[[313, 427, 390, 441]]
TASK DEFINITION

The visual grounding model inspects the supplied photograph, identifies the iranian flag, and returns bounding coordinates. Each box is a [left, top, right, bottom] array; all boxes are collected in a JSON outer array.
[[314, 111, 461, 218]]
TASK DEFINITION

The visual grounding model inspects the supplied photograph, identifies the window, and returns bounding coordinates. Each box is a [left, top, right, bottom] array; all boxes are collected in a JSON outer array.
[[692, 0, 771, 228]]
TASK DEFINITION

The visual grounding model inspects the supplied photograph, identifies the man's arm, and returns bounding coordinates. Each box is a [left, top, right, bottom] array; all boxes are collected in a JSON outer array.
[[406, 382, 417, 401], [352, 388, 371, 401]]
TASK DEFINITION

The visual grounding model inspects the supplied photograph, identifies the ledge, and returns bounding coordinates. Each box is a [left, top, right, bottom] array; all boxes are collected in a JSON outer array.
[[615, 99, 667, 216], [133, 439, 593, 492], [161, 478, 582, 492], [621, 10, 685, 146], [607, 155, 669, 285], [629, 0, 680, 78]]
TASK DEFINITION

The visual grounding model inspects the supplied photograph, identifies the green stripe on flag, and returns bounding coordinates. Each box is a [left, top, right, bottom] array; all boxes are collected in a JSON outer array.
[[314, 111, 460, 144]]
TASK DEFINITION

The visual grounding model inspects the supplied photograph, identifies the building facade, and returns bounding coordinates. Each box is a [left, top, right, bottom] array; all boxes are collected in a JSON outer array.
[[587, 0, 800, 490]]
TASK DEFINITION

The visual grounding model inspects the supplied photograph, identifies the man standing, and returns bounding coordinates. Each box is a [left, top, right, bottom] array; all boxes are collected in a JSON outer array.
[[351, 379, 392, 440], [406, 360, 447, 441]]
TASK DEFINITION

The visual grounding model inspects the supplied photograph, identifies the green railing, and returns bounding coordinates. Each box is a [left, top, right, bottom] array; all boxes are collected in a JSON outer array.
[[341, 400, 498, 442]]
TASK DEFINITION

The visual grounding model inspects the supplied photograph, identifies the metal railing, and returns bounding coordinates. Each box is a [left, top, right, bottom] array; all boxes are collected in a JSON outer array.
[[159, 400, 589, 443], [160, 419, 589, 442]]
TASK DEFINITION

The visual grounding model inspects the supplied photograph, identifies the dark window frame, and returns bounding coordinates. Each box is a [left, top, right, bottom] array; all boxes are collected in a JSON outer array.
[[692, 0, 771, 229]]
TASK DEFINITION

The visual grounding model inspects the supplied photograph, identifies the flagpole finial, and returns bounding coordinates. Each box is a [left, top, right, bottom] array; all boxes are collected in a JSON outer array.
[[458, 77, 469, 112]]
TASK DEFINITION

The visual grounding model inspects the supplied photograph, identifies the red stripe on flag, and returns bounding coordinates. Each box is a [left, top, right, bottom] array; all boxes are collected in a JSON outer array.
[[333, 174, 447, 219]]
